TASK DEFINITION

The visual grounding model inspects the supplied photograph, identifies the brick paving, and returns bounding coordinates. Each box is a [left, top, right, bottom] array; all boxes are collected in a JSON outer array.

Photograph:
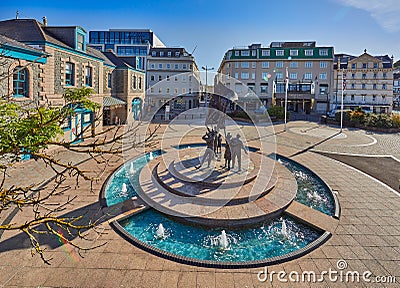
[[0, 122, 399, 287]]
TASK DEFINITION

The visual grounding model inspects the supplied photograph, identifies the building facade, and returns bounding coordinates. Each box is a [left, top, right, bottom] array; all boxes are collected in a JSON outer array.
[[217, 42, 334, 114], [0, 18, 146, 143], [145, 47, 200, 120], [88, 29, 165, 70], [333, 51, 394, 114]]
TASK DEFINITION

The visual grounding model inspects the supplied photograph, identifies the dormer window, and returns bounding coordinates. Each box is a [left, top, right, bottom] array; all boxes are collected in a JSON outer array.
[[76, 28, 86, 52], [152, 51, 156, 57]]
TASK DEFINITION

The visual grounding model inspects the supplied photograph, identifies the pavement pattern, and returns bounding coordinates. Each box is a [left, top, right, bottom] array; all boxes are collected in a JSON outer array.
[[0, 121, 399, 287]]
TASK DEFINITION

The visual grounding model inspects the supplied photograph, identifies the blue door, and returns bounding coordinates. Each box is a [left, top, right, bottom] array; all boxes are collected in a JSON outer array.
[[132, 98, 142, 120]]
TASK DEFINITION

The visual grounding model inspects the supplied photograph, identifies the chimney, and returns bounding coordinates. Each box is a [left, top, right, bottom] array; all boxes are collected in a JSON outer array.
[[42, 16, 47, 27]]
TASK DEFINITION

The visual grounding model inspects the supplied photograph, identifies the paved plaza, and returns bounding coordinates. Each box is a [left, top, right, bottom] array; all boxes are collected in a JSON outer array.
[[0, 121, 399, 287]]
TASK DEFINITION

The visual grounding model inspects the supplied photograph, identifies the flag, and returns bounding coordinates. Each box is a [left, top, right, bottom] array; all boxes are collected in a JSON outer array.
[[285, 67, 289, 91], [342, 71, 347, 91]]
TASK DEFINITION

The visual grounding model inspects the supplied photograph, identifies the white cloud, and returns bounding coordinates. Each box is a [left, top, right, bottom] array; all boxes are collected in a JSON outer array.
[[336, 0, 400, 32]]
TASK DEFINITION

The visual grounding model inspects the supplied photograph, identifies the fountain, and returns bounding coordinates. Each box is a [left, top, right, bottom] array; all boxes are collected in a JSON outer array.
[[218, 230, 229, 250], [149, 151, 154, 160], [281, 219, 288, 238], [129, 162, 134, 174], [156, 223, 165, 239], [121, 183, 128, 196]]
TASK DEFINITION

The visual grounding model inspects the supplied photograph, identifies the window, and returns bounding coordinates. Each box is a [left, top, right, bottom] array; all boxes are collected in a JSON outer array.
[[138, 77, 142, 89], [189, 76, 192, 82], [241, 72, 249, 79], [158, 75, 162, 81], [319, 84, 328, 95], [276, 50, 284, 56], [373, 95, 376, 101], [290, 50, 298, 56], [290, 73, 297, 79], [150, 63, 155, 69], [167, 51, 172, 57], [362, 73, 366, 79], [373, 73, 377, 79], [150, 75, 155, 81], [235, 51, 239, 56], [131, 75, 136, 89], [305, 50, 313, 56], [276, 72, 283, 79], [305, 61, 312, 68], [304, 73, 312, 80], [275, 83, 285, 93], [251, 72, 255, 79], [174, 64, 179, 69], [262, 62, 269, 68], [182, 75, 187, 81], [166, 88, 170, 94], [150, 87, 154, 93], [152, 51, 156, 56], [182, 64, 187, 69], [351, 63, 356, 69], [234, 72, 239, 79], [320, 61, 327, 69], [158, 88, 162, 94], [175, 52, 180, 57], [235, 83, 242, 93], [241, 50, 250, 56], [382, 84, 387, 90], [351, 95, 355, 101], [174, 76, 178, 81], [373, 84, 377, 90], [276, 61, 283, 68], [351, 83, 355, 89], [166, 75, 170, 81], [182, 88, 186, 94], [241, 62, 249, 68], [160, 52, 164, 57], [362, 63, 367, 69], [77, 33, 85, 51], [290, 62, 298, 68], [362, 83, 366, 89], [107, 73, 112, 88], [65, 62, 75, 86], [319, 73, 327, 80], [251, 50, 256, 56], [262, 50, 270, 56], [362, 95, 366, 102], [166, 63, 171, 69], [235, 62, 239, 68], [260, 84, 268, 93], [262, 72, 269, 80], [352, 73, 355, 79], [251, 62, 256, 68], [373, 63, 378, 69], [12, 67, 28, 97], [158, 63, 163, 69], [174, 88, 178, 94], [382, 95, 386, 101], [383, 73, 387, 79], [319, 49, 328, 56]]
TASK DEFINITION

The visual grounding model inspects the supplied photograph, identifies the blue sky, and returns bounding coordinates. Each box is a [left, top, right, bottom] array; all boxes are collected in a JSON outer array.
[[1, 0, 399, 70]]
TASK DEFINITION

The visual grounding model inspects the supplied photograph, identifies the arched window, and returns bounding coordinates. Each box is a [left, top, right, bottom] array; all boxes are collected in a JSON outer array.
[[133, 75, 137, 89], [13, 67, 29, 98]]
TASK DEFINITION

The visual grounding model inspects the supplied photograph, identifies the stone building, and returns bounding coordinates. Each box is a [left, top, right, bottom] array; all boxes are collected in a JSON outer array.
[[333, 51, 394, 114], [0, 34, 48, 101], [0, 17, 146, 143], [145, 47, 200, 120], [102, 51, 145, 124], [217, 42, 335, 114]]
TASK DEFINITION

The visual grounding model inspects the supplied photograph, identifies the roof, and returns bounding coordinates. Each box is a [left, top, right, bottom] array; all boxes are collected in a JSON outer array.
[[0, 34, 47, 55], [333, 53, 393, 69], [103, 96, 126, 107], [0, 19, 104, 61], [102, 51, 133, 68], [149, 47, 190, 57]]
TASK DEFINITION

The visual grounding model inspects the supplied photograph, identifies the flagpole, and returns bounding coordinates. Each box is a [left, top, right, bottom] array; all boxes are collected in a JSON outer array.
[[340, 68, 344, 133], [284, 67, 288, 132]]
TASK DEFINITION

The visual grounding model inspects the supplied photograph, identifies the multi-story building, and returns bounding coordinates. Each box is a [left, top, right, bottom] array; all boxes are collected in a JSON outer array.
[[88, 29, 165, 70], [145, 47, 200, 120], [217, 42, 334, 114], [393, 68, 400, 109], [0, 17, 146, 141], [333, 51, 394, 114]]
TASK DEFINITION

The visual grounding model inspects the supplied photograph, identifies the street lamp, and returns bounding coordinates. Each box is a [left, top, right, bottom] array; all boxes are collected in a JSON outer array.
[[202, 65, 214, 106]]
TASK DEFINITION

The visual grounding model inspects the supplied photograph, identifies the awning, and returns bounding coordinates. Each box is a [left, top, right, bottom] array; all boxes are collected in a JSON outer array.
[[103, 96, 126, 107]]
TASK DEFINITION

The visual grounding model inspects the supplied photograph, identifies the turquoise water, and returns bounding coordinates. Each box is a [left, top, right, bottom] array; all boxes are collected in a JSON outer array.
[[105, 150, 164, 206], [274, 154, 335, 216], [120, 209, 322, 262]]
